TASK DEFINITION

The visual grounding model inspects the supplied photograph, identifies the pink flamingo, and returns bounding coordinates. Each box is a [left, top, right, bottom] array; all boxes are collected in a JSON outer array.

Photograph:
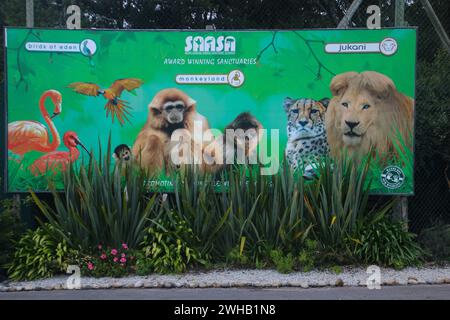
[[31, 131, 89, 176], [8, 90, 62, 157]]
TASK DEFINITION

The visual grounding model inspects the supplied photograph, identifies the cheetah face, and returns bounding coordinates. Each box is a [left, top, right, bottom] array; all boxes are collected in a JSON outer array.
[[284, 97, 328, 140]]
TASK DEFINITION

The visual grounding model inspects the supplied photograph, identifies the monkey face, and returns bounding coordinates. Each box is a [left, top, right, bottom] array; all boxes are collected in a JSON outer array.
[[121, 149, 131, 161], [113, 144, 132, 162], [162, 100, 186, 124]]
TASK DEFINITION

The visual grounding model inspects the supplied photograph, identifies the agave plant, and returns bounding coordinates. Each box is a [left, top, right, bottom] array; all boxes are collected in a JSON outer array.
[[168, 165, 234, 258], [225, 163, 312, 255], [304, 155, 372, 248], [168, 162, 313, 261], [31, 137, 160, 250]]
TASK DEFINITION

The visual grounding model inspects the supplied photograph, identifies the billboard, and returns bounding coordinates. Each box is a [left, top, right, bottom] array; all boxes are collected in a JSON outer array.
[[3, 27, 416, 194]]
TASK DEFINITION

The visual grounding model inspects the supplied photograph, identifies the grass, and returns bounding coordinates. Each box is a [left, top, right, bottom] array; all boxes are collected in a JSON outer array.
[[7, 153, 64, 192]]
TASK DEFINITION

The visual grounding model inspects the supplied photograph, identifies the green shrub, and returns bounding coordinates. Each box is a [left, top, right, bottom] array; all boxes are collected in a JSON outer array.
[[297, 239, 318, 272], [8, 224, 76, 281], [137, 211, 207, 274], [330, 265, 343, 274], [0, 199, 24, 275], [418, 223, 450, 262], [352, 215, 424, 269], [269, 249, 295, 274], [226, 247, 251, 266]]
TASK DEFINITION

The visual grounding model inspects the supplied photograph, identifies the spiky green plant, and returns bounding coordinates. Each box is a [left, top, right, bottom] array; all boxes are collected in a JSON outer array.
[[303, 155, 393, 253], [168, 162, 313, 261], [169, 165, 234, 258], [31, 137, 161, 250]]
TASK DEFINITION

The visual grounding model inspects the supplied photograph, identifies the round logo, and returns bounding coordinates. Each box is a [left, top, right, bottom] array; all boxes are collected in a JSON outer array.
[[80, 39, 97, 56], [228, 70, 245, 88], [379, 38, 398, 56], [381, 166, 405, 189]]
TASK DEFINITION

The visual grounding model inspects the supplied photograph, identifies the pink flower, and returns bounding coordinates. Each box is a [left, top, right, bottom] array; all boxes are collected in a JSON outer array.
[[97, 244, 102, 250], [121, 253, 126, 258], [113, 257, 119, 263], [122, 243, 128, 250], [87, 262, 94, 270], [100, 253, 107, 260], [111, 249, 118, 256], [120, 257, 127, 263]]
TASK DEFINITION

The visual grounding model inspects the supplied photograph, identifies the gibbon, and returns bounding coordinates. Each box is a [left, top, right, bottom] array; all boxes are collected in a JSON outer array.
[[132, 88, 210, 174]]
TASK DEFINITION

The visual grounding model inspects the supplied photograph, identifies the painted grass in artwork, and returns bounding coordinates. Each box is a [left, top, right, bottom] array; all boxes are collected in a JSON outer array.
[[368, 130, 414, 194]]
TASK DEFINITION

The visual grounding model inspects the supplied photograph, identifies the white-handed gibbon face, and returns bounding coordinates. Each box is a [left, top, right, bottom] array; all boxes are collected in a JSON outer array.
[[161, 100, 186, 124]]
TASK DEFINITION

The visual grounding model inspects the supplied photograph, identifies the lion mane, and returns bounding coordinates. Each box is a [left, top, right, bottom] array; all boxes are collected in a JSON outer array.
[[325, 71, 414, 159]]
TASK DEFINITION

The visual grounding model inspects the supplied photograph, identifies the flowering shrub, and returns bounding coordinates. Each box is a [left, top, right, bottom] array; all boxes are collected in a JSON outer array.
[[81, 243, 136, 278]]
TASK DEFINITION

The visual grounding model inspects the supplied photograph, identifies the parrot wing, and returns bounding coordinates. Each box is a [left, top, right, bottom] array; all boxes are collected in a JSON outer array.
[[68, 82, 101, 96], [109, 78, 143, 97]]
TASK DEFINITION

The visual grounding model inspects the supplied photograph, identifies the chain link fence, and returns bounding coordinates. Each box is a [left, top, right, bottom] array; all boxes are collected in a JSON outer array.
[[403, 2, 450, 233], [1, 0, 449, 232]]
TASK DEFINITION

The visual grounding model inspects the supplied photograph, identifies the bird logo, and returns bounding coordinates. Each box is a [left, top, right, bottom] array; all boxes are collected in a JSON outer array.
[[68, 78, 144, 125]]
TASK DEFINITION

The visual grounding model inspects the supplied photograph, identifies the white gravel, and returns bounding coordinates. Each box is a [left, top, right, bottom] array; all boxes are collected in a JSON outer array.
[[1, 266, 449, 292]]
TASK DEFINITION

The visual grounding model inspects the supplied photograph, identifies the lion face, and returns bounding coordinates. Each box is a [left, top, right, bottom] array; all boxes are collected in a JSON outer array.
[[325, 71, 413, 158], [335, 89, 378, 147]]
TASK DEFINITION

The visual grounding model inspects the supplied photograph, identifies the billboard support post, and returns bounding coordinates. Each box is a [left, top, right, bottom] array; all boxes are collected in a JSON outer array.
[[13, 0, 34, 219]]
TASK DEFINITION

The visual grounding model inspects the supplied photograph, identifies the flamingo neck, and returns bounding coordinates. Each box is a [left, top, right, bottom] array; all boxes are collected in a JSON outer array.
[[39, 92, 52, 118], [39, 92, 61, 152]]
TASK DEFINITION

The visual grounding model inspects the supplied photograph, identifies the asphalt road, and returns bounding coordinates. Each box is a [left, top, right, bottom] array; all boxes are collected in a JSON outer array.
[[0, 285, 449, 300]]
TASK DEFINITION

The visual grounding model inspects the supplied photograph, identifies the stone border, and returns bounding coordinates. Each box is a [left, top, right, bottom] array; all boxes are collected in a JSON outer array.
[[1, 266, 449, 292]]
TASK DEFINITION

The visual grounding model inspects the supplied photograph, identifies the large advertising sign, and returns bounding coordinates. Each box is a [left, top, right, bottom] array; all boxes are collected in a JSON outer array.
[[3, 28, 416, 194]]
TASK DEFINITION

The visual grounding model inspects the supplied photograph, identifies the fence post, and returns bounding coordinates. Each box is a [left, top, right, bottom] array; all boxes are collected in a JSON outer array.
[[392, 0, 409, 228], [420, 0, 450, 52], [394, 0, 405, 26], [26, 0, 34, 28], [337, 0, 364, 28]]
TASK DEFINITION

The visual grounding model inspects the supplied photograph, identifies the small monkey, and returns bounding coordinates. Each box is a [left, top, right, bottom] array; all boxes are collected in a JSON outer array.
[[203, 112, 263, 173], [113, 144, 133, 163]]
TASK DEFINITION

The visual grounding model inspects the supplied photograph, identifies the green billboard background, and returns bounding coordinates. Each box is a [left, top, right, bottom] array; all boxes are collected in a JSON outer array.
[[4, 27, 416, 194]]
